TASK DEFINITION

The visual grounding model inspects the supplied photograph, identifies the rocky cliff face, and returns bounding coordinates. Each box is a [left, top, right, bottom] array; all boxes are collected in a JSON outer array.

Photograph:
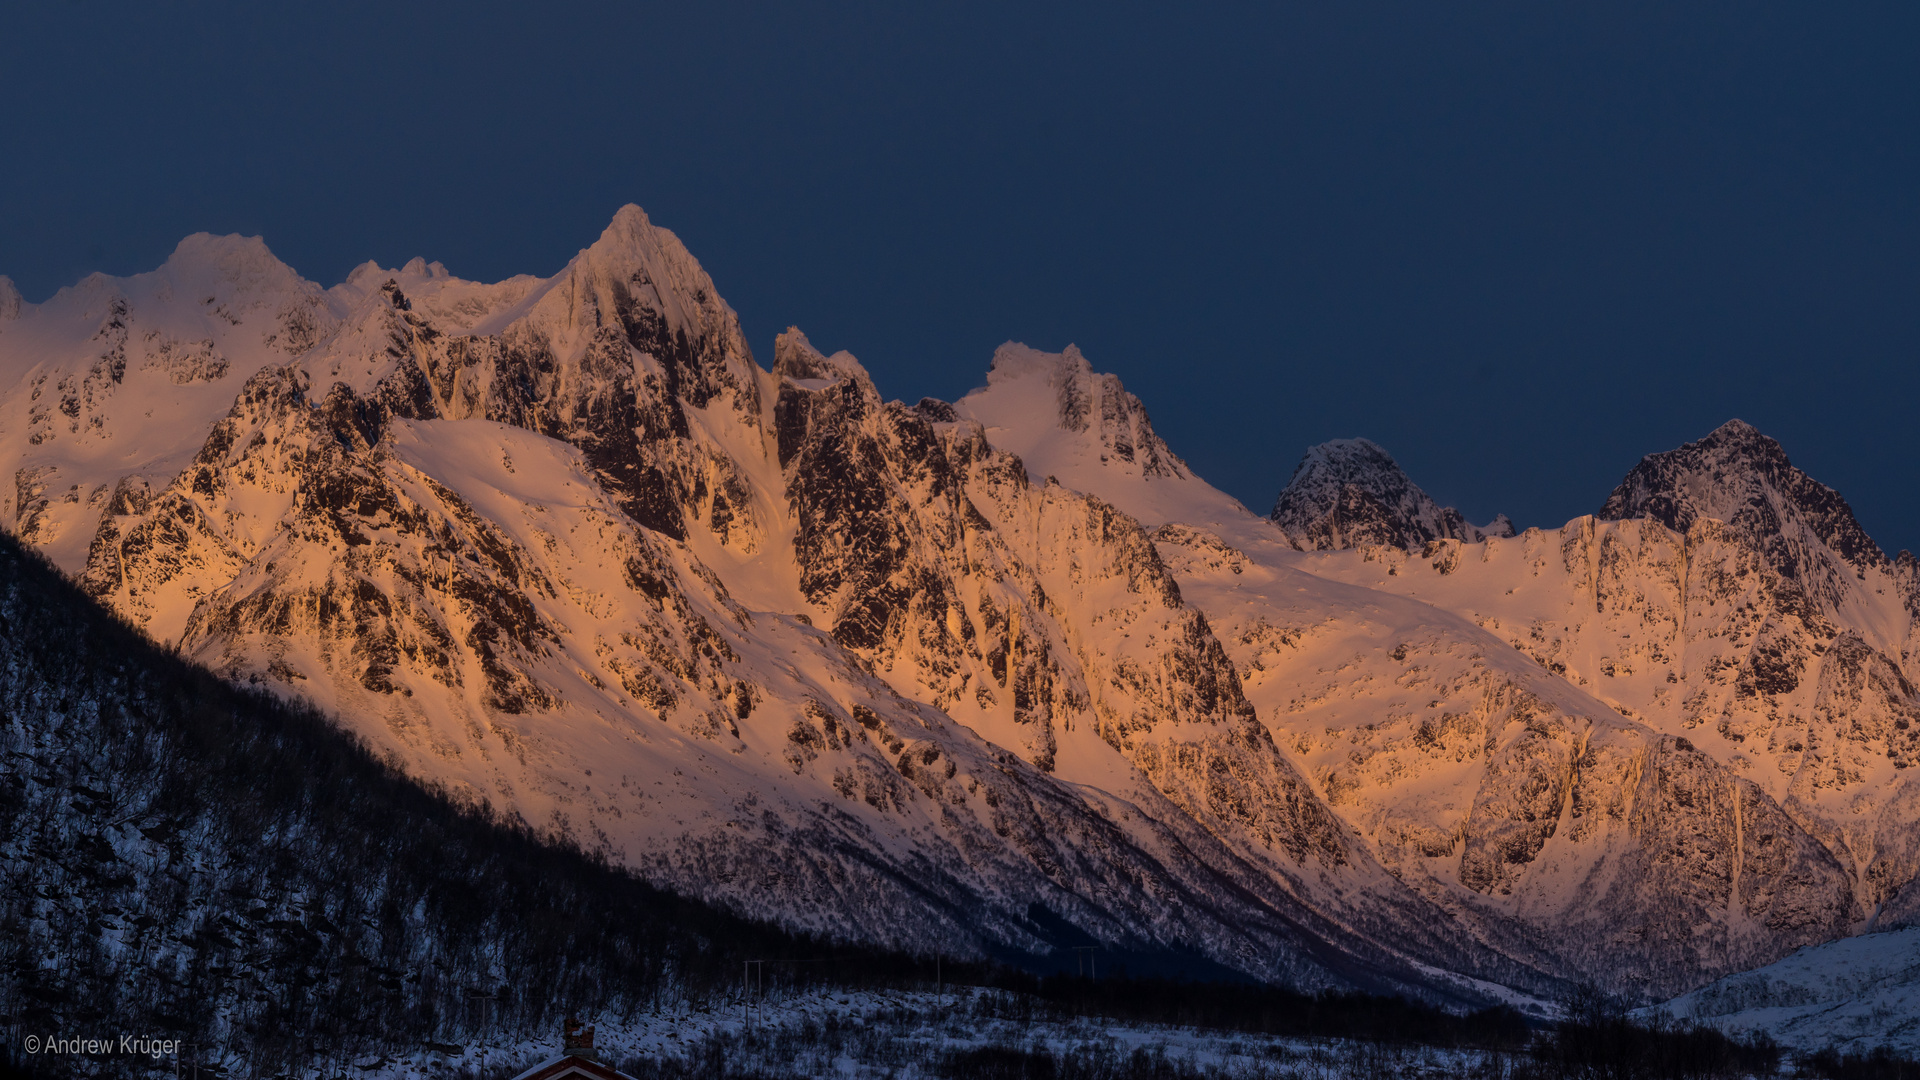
[[0, 234, 336, 571], [3, 208, 1912, 1004], [1263, 425, 1919, 995], [1598, 420, 1891, 608], [1270, 438, 1512, 552], [0, 209, 1543, 998], [771, 330, 1331, 854], [1145, 520, 1857, 1000], [955, 352, 1909, 997]]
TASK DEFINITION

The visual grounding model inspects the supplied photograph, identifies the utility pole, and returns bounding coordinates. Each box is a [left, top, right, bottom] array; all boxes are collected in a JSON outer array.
[[1071, 946, 1100, 979], [467, 989, 494, 1078], [743, 960, 766, 1031]]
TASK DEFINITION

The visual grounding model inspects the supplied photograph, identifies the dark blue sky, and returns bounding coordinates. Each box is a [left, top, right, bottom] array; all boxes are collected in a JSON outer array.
[[5, 3, 1916, 552]]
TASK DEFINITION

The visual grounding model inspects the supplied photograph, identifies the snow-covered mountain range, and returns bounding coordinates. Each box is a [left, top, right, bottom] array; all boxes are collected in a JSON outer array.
[[3, 207, 1915, 1006]]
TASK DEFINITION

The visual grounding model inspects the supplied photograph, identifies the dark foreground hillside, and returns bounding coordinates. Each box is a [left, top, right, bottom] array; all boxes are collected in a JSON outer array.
[[0, 533, 879, 1077]]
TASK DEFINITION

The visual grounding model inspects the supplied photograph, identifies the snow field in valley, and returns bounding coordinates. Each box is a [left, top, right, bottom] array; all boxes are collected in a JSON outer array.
[[360, 988, 1505, 1080]]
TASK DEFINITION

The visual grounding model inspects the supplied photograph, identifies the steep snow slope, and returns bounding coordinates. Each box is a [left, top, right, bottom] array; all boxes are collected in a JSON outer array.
[[1654, 926, 1920, 1055], [952, 343, 1255, 533], [1158, 524, 1855, 999], [981, 350, 1897, 999], [760, 331, 1548, 992], [5, 210, 1547, 997], [0, 235, 337, 570], [1296, 424, 1920, 930], [8, 211, 1911, 1006]]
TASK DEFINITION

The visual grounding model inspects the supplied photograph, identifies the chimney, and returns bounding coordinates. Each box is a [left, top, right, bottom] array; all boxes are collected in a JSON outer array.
[[562, 1016, 599, 1061]]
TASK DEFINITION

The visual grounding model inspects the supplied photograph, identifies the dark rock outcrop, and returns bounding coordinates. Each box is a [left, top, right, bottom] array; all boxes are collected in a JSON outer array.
[[1271, 438, 1509, 551]]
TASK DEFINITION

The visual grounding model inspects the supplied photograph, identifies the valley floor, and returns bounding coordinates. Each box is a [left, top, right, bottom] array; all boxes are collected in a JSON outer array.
[[342, 988, 1769, 1080]]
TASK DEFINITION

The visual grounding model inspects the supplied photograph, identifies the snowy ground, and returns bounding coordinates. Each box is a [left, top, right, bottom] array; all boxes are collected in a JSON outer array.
[[356, 988, 1507, 1079], [1648, 925, 1920, 1057]]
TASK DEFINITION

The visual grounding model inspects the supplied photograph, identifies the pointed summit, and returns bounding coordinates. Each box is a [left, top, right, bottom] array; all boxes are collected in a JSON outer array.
[[956, 343, 1191, 483], [772, 326, 873, 387], [481, 204, 759, 419], [578, 204, 700, 293], [947, 343, 1263, 531], [504, 204, 730, 342], [606, 201, 652, 232], [1270, 439, 1500, 552], [1599, 419, 1887, 585]]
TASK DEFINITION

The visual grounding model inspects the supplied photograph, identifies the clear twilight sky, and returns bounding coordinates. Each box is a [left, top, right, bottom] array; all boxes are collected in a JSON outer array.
[[3, 3, 1915, 553]]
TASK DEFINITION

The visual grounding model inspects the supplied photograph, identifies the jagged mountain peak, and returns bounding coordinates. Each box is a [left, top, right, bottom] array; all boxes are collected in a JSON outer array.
[[15, 209, 1920, 1012], [571, 203, 715, 324], [0, 233, 341, 573], [337, 205, 712, 343], [943, 342, 1276, 533], [0, 275, 19, 322], [1598, 418, 1887, 580], [331, 256, 539, 335], [1708, 416, 1761, 439], [1271, 437, 1503, 551], [339, 257, 451, 293], [1291, 437, 1393, 477], [16, 230, 313, 326], [773, 326, 874, 389], [606, 200, 654, 234], [982, 340, 1091, 385], [500, 205, 758, 391], [957, 341, 1190, 480], [294, 276, 430, 398], [399, 255, 451, 280], [976, 343, 1178, 458]]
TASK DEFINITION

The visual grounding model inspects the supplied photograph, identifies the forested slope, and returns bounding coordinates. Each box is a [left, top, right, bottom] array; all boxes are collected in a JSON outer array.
[[0, 532, 850, 1077]]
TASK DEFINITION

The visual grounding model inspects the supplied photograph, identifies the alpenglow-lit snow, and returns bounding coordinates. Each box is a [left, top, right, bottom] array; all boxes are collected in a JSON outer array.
[[3, 207, 1918, 1018]]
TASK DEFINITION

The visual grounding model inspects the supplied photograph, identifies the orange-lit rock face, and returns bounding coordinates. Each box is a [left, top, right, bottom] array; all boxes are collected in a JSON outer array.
[[4, 208, 1916, 1004]]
